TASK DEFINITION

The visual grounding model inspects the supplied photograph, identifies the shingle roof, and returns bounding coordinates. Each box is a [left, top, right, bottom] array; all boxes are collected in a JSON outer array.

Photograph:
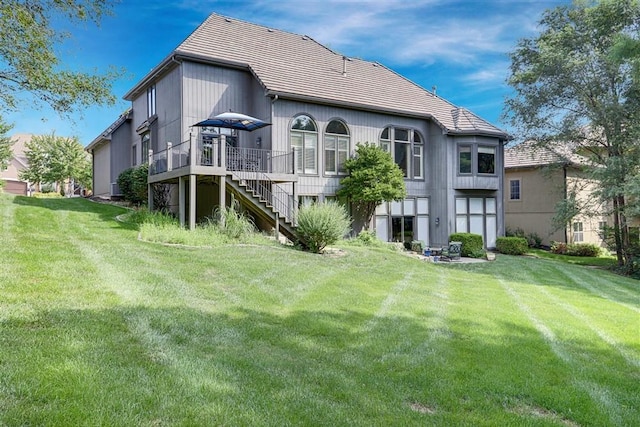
[[86, 109, 132, 152], [504, 140, 589, 168], [127, 13, 508, 138]]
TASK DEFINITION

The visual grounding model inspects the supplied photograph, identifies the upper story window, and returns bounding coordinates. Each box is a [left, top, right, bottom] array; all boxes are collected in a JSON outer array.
[[291, 115, 318, 174], [379, 127, 423, 179], [458, 146, 472, 174], [478, 146, 496, 174], [132, 144, 138, 166], [458, 144, 497, 175], [324, 120, 350, 175], [509, 179, 521, 200], [147, 85, 156, 117]]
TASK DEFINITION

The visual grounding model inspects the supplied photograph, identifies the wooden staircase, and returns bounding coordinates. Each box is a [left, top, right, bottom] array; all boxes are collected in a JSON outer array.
[[226, 170, 298, 243]]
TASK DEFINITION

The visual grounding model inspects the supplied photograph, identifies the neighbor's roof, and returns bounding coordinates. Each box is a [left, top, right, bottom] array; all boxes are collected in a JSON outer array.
[[125, 13, 508, 138], [504, 140, 590, 168], [9, 133, 32, 167]]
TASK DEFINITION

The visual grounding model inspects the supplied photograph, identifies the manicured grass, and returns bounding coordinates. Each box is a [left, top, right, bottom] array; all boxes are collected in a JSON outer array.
[[1, 193, 638, 426], [527, 248, 618, 268]]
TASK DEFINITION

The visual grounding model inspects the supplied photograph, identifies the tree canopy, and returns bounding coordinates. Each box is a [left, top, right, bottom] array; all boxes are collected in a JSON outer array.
[[337, 143, 406, 231], [504, 0, 640, 271], [0, 118, 12, 172], [20, 134, 92, 195], [0, 0, 121, 115]]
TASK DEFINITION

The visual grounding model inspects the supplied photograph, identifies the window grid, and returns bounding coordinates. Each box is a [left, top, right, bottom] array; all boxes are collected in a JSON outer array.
[[509, 179, 521, 200]]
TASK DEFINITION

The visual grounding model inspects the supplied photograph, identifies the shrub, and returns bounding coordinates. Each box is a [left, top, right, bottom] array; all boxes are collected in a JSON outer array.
[[0, 179, 5, 191], [117, 164, 148, 205], [449, 233, 483, 257], [496, 236, 529, 255], [296, 201, 351, 253], [411, 240, 425, 253], [551, 241, 567, 254], [566, 243, 601, 257], [506, 227, 542, 248]]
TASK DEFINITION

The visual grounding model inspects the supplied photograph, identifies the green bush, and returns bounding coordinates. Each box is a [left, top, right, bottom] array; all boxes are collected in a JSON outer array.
[[496, 236, 529, 255], [566, 243, 601, 257], [506, 227, 542, 248], [0, 179, 5, 191], [411, 240, 425, 253], [296, 201, 351, 253], [551, 241, 567, 254], [449, 233, 483, 257], [117, 164, 148, 205]]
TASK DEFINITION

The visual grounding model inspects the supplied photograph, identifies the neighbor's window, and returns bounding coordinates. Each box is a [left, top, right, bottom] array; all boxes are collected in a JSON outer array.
[[147, 84, 156, 117], [291, 115, 318, 174], [478, 146, 496, 174], [379, 127, 424, 179], [573, 222, 584, 242], [324, 120, 350, 175], [132, 144, 138, 166], [458, 146, 472, 174], [509, 179, 521, 200]]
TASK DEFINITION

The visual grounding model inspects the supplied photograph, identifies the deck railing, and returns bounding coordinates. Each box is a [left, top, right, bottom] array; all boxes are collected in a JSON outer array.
[[149, 136, 295, 176], [227, 145, 298, 224]]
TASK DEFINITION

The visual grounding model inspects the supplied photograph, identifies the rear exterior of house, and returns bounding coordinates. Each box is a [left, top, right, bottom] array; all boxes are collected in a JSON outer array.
[[89, 13, 509, 249], [504, 141, 609, 247]]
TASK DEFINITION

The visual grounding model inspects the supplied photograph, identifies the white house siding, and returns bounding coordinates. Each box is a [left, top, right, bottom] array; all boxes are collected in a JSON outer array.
[[92, 142, 111, 197]]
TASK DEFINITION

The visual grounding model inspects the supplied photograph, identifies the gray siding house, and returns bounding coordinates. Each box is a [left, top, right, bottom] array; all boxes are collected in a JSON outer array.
[[88, 13, 509, 248]]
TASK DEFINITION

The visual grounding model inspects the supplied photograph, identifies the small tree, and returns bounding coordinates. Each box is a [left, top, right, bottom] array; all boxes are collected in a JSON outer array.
[[0, 118, 12, 172], [337, 143, 406, 230], [20, 134, 91, 196]]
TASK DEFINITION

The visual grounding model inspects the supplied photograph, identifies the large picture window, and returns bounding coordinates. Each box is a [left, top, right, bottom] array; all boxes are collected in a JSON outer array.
[[324, 120, 350, 175], [379, 127, 424, 179], [291, 115, 318, 174]]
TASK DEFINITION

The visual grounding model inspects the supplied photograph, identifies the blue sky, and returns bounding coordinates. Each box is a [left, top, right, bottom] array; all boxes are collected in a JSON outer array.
[[6, 0, 566, 145]]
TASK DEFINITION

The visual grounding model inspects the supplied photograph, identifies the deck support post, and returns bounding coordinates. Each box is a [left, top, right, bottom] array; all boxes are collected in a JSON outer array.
[[179, 176, 185, 227], [189, 174, 196, 230], [219, 175, 226, 227]]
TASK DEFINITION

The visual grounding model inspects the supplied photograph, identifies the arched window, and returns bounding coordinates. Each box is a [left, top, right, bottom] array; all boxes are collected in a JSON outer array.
[[379, 127, 423, 179], [291, 115, 318, 174], [324, 120, 350, 175]]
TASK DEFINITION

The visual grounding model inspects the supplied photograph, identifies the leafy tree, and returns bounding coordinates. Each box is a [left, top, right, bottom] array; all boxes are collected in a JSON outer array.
[[0, 0, 121, 115], [504, 0, 640, 270], [337, 143, 406, 231], [20, 134, 91, 195], [0, 118, 12, 172]]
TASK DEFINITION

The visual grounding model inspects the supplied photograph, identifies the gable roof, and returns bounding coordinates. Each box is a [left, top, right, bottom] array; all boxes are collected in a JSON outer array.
[[86, 109, 132, 152], [125, 13, 508, 139], [504, 140, 590, 169]]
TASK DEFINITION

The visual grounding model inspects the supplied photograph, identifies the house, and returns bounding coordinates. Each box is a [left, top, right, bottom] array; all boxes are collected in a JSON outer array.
[[1, 133, 32, 195], [504, 140, 609, 247], [88, 13, 509, 248]]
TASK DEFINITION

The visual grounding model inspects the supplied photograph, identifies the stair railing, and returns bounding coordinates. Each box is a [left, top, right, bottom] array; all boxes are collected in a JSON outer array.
[[226, 144, 298, 224]]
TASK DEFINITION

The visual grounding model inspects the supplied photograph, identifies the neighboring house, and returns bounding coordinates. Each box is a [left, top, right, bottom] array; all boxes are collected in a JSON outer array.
[[1, 133, 32, 195], [88, 13, 509, 248], [504, 140, 609, 247]]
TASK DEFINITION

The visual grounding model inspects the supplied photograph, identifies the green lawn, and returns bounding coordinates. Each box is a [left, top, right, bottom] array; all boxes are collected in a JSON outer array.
[[1, 194, 638, 426]]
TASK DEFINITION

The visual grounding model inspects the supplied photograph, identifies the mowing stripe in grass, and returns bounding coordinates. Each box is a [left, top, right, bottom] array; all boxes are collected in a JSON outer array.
[[496, 274, 624, 426], [535, 284, 640, 369], [553, 262, 640, 314]]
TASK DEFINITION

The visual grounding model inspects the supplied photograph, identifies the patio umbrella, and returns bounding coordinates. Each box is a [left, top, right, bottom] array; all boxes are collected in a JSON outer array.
[[192, 112, 271, 131]]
